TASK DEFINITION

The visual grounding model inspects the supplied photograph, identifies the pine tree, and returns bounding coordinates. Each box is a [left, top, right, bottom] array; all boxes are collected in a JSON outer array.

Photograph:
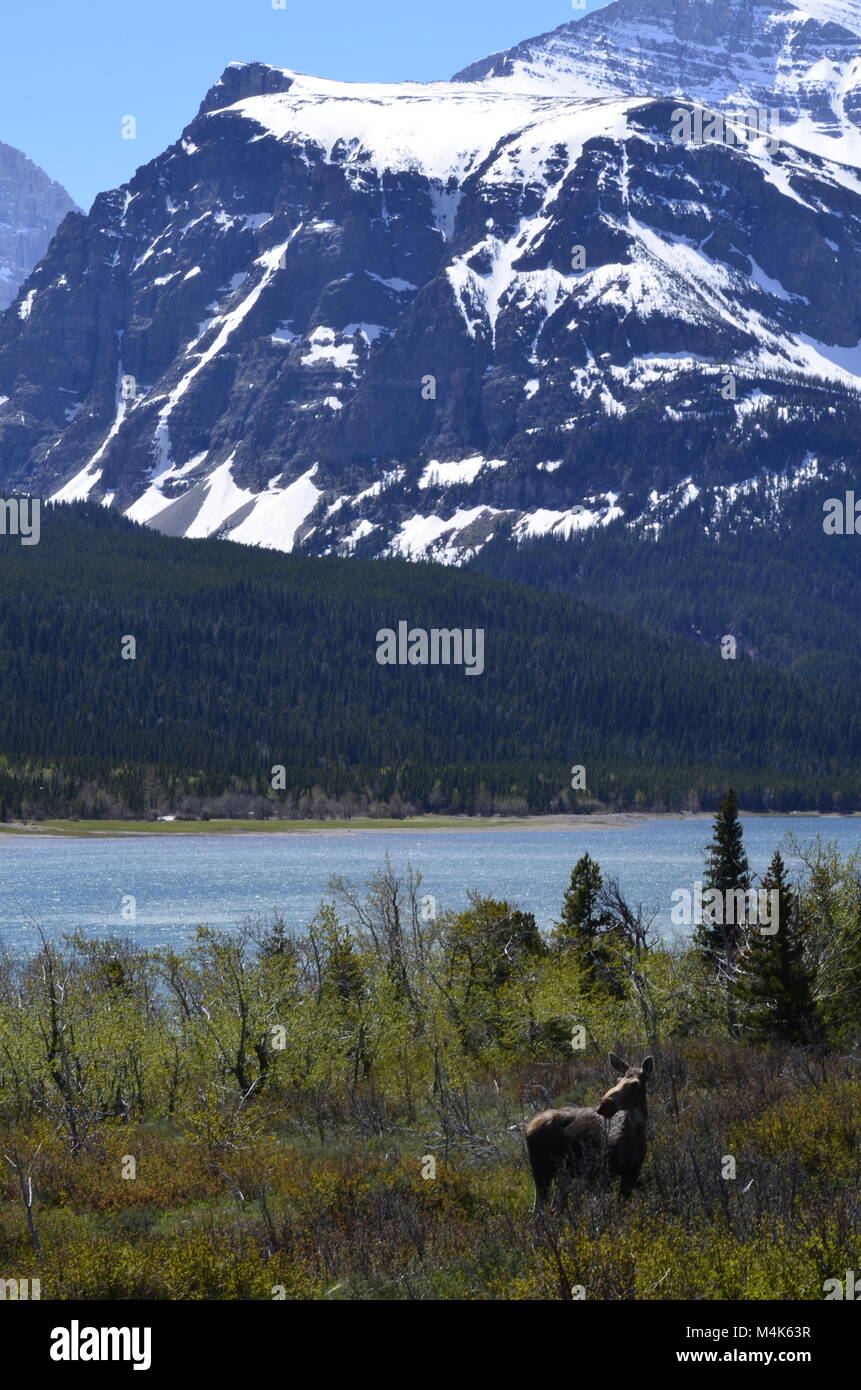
[[553, 853, 604, 953], [552, 853, 623, 996], [731, 850, 817, 1045], [697, 787, 751, 967]]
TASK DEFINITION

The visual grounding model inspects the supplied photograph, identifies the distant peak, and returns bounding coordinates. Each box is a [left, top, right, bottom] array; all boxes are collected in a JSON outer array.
[[196, 61, 295, 118]]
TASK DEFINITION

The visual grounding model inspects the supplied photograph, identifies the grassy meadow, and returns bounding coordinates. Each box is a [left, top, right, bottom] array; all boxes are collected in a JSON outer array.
[[2, 1042, 858, 1301]]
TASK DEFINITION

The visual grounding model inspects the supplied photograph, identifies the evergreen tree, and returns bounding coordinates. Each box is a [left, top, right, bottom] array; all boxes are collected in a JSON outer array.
[[553, 853, 603, 951], [697, 787, 751, 967], [731, 850, 817, 1045], [552, 853, 623, 996]]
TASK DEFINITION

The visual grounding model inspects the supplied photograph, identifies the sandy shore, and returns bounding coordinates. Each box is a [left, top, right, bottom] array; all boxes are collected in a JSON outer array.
[[0, 810, 853, 840]]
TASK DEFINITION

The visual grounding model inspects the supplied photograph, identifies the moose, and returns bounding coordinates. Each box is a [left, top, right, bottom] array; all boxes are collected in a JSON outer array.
[[526, 1053, 654, 1211]]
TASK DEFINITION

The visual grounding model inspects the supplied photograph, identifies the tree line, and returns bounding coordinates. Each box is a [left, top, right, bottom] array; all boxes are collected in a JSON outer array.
[[0, 503, 859, 819]]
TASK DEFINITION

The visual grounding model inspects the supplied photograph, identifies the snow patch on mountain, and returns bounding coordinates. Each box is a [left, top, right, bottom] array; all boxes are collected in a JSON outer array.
[[419, 457, 508, 488], [6, 11, 861, 566]]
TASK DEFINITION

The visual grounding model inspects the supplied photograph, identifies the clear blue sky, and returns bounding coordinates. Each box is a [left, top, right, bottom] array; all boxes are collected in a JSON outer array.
[[0, 0, 605, 211]]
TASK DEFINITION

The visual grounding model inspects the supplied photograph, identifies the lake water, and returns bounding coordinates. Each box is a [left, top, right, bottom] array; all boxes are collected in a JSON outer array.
[[1, 816, 859, 956]]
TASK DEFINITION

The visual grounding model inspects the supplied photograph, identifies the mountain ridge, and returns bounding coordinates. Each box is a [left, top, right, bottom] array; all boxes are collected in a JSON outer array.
[[1, 3, 860, 563]]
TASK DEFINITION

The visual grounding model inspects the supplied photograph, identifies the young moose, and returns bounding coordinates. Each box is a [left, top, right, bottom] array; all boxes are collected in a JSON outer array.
[[526, 1053, 654, 1211]]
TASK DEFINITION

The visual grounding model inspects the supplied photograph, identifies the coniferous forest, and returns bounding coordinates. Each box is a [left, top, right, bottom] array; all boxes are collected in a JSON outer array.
[[470, 480, 861, 683], [0, 502, 859, 821]]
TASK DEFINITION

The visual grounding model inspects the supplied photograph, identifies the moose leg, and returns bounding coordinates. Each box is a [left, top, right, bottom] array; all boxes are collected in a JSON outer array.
[[551, 1161, 571, 1215], [617, 1164, 642, 1199], [532, 1180, 550, 1216], [529, 1151, 555, 1216]]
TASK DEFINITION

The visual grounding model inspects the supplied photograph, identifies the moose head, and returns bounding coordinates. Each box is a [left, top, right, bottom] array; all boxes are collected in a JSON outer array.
[[596, 1052, 654, 1118]]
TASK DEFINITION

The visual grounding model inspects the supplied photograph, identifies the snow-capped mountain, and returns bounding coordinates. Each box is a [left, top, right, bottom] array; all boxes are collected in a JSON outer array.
[[1, 2, 861, 561]]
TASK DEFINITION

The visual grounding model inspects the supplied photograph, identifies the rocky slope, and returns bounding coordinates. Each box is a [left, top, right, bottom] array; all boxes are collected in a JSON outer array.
[[0, 142, 77, 312]]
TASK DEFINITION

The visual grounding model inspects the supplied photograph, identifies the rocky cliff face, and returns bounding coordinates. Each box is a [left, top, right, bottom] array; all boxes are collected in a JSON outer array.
[[0, 142, 77, 312], [1, 9, 860, 560]]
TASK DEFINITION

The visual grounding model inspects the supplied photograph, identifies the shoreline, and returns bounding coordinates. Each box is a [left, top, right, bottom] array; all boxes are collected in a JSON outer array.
[[0, 809, 857, 840]]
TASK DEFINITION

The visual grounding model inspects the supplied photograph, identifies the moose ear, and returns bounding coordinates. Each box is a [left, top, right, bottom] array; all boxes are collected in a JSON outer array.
[[641, 1056, 655, 1077], [608, 1051, 629, 1074]]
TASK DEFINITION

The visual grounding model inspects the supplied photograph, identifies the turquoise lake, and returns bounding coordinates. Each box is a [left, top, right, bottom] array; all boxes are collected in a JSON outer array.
[[1, 815, 859, 954]]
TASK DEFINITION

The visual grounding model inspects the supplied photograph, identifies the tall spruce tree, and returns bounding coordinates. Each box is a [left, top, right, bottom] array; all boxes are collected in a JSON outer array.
[[697, 787, 751, 967], [552, 853, 623, 996], [731, 850, 817, 1045], [553, 853, 603, 952]]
